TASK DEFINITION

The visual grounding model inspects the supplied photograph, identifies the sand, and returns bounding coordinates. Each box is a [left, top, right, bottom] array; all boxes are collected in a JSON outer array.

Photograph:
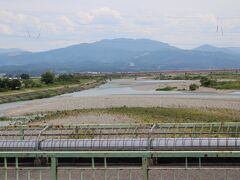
[[1, 94, 240, 116]]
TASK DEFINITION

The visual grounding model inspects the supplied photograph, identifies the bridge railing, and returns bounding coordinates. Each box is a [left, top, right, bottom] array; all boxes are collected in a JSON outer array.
[[1, 151, 240, 180], [1, 122, 240, 140]]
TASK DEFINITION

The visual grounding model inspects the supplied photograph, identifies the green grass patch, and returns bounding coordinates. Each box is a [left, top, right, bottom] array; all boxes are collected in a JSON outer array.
[[31, 107, 240, 124], [210, 81, 240, 90], [0, 116, 12, 121], [154, 72, 240, 81]]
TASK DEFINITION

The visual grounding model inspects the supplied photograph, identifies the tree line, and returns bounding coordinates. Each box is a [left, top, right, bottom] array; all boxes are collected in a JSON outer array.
[[0, 71, 81, 91]]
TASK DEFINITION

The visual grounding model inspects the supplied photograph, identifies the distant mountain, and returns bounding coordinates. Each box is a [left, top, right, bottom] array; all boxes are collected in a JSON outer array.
[[226, 47, 240, 54], [195, 44, 240, 55], [0, 38, 240, 75]]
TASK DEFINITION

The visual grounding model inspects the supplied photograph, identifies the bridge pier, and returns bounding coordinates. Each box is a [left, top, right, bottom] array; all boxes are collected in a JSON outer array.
[[142, 157, 149, 180], [51, 157, 58, 180]]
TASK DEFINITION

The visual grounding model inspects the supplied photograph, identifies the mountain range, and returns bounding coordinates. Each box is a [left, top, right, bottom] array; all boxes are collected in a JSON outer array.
[[0, 38, 240, 75]]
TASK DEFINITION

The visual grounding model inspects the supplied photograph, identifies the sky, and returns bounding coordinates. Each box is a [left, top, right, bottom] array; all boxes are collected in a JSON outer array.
[[0, 0, 240, 51]]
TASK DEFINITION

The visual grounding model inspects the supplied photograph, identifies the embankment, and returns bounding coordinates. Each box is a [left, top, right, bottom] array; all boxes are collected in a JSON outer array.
[[0, 80, 105, 104]]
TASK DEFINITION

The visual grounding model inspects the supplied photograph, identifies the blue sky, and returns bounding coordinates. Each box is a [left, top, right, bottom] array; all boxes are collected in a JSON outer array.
[[0, 0, 240, 51]]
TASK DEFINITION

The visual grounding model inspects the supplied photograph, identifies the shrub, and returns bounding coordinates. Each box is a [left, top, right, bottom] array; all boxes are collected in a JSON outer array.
[[41, 71, 55, 84], [20, 73, 30, 80], [156, 86, 177, 91], [0, 78, 21, 90], [57, 74, 79, 83], [200, 77, 216, 87], [189, 84, 199, 91], [8, 79, 21, 90]]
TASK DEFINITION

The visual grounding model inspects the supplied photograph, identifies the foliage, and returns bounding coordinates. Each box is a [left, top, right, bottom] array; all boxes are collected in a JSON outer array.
[[0, 116, 12, 121], [0, 78, 21, 91], [20, 73, 30, 80], [200, 76, 240, 89], [156, 86, 177, 91], [22, 79, 42, 88], [189, 84, 199, 91], [200, 77, 216, 87], [41, 71, 55, 84], [210, 81, 240, 90], [156, 73, 206, 80], [8, 79, 21, 90], [57, 74, 80, 84]]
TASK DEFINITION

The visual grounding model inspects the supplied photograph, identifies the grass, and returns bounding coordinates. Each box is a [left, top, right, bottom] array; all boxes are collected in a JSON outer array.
[[156, 86, 177, 91], [154, 72, 240, 81], [0, 116, 12, 121], [31, 107, 240, 124], [209, 81, 240, 90]]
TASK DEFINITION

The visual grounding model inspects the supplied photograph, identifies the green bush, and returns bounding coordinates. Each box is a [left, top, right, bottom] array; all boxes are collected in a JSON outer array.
[[200, 77, 216, 87], [189, 84, 199, 91], [156, 86, 177, 91], [57, 74, 80, 84], [20, 73, 30, 80], [41, 71, 55, 84], [0, 78, 21, 90]]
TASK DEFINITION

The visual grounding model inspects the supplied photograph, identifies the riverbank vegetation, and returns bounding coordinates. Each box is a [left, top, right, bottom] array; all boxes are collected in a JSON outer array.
[[0, 72, 106, 104], [153, 71, 240, 90], [156, 86, 177, 91], [154, 71, 240, 81], [189, 84, 199, 91], [29, 107, 240, 124], [200, 77, 240, 90]]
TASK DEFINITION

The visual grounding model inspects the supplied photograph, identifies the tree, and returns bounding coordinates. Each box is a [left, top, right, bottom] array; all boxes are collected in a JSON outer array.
[[41, 71, 55, 84], [20, 73, 30, 80], [200, 77, 216, 87], [0, 78, 10, 90], [8, 79, 21, 90]]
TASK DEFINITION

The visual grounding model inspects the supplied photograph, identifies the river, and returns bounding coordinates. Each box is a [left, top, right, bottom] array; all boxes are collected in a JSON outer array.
[[0, 79, 240, 117]]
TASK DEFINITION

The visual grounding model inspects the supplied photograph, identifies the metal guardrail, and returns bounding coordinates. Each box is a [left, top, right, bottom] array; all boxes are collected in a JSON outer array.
[[1, 122, 240, 140], [1, 151, 240, 180]]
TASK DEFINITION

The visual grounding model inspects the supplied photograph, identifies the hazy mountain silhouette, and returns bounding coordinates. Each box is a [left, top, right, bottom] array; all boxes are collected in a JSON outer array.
[[0, 38, 240, 75]]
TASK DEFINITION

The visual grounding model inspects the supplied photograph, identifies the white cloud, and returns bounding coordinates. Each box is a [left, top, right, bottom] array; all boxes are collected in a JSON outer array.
[[0, 4, 240, 51], [0, 10, 40, 27], [76, 12, 94, 24], [60, 16, 75, 32], [92, 7, 121, 19], [0, 24, 12, 34], [76, 7, 122, 25]]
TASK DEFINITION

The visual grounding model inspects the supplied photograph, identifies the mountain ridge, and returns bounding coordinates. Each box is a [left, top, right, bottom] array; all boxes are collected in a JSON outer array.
[[0, 38, 240, 75]]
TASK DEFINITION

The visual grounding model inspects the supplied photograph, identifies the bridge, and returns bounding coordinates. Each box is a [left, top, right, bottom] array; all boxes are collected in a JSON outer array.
[[1, 123, 240, 180]]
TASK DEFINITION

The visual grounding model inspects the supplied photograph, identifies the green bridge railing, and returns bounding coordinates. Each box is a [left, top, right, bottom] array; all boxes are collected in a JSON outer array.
[[1, 151, 240, 180]]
